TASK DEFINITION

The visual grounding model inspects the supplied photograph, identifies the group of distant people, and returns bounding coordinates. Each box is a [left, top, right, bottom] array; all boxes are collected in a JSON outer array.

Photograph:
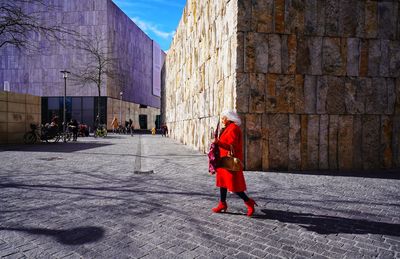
[[47, 114, 89, 141]]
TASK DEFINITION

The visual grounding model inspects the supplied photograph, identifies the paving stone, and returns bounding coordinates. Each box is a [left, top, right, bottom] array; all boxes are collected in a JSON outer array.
[[0, 135, 399, 258]]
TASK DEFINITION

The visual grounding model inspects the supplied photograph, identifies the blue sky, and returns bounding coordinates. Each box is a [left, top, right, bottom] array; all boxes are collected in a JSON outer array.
[[112, 0, 187, 51]]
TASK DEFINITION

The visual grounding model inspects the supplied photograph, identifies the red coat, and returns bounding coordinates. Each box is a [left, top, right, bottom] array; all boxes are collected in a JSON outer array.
[[215, 122, 247, 192]]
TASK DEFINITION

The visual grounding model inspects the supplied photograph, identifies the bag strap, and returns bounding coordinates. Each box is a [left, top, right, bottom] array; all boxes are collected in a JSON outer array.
[[214, 119, 220, 139], [229, 145, 235, 156]]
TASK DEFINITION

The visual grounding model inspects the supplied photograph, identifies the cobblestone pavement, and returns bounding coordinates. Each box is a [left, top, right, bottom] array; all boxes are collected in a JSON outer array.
[[0, 134, 399, 259]]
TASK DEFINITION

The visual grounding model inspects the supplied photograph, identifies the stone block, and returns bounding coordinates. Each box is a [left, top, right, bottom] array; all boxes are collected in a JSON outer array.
[[380, 40, 390, 77], [266, 73, 277, 113], [381, 115, 393, 169], [0, 122, 6, 133], [326, 76, 345, 114], [276, 75, 296, 113], [378, 1, 396, 39], [255, 33, 269, 73], [268, 114, 289, 170], [368, 40, 381, 77], [0, 112, 6, 123], [307, 115, 319, 170], [389, 41, 400, 78], [387, 78, 396, 115], [347, 38, 360, 76], [262, 114, 270, 171], [322, 37, 346, 76], [365, 78, 386, 114], [245, 114, 262, 170], [304, 75, 316, 114], [274, 0, 285, 33], [237, 0, 252, 32], [7, 132, 24, 144], [309, 37, 322, 75], [339, 0, 359, 37], [251, 0, 274, 33], [0, 101, 6, 112], [393, 115, 400, 168], [25, 94, 40, 105], [8, 102, 26, 113], [281, 34, 297, 74], [26, 104, 40, 114], [304, 0, 325, 36], [365, 1, 378, 38], [7, 92, 25, 103], [249, 73, 266, 113], [296, 36, 310, 74], [285, 0, 305, 34], [344, 78, 365, 114], [8, 113, 25, 123], [359, 39, 369, 77], [0, 133, 6, 144], [328, 115, 339, 169], [352, 115, 363, 170], [7, 122, 25, 133], [338, 115, 353, 170], [244, 32, 255, 73], [316, 76, 328, 114], [300, 115, 308, 170], [268, 34, 282, 74], [325, 0, 339, 36], [362, 115, 380, 169], [288, 114, 301, 170], [319, 115, 329, 170], [294, 74, 304, 113], [235, 73, 249, 113], [236, 32, 245, 72], [0, 92, 6, 101]]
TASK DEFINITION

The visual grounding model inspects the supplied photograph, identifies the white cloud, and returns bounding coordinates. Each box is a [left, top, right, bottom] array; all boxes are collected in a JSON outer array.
[[131, 16, 175, 40]]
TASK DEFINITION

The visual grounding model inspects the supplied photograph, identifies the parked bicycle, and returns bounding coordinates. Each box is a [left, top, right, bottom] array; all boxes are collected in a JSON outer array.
[[94, 124, 107, 138], [23, 124, 62, 144]]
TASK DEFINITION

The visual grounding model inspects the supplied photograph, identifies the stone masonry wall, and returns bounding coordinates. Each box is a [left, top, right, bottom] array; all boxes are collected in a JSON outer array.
[[238, 0, 400, 171], [165, 0, 400, 171], [0, 92, 41, 144], [165, 0, 239, 153]]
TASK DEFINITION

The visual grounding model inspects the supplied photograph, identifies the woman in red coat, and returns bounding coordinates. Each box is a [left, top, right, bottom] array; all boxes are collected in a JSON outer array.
[[211, 110, 257, 216]]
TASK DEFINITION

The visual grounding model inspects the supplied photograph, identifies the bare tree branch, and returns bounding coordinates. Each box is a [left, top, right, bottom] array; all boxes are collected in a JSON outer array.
[[0, 0, 75, 51]]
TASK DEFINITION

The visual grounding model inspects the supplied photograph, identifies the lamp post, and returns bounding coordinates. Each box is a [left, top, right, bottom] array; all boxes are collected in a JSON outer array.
[[60, 70, 70, 142], [119, 91, 123, 126]]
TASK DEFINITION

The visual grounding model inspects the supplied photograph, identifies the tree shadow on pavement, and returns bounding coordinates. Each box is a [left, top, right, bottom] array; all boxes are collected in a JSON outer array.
[[0, 142, 113, 153], [254, 209, 400, 236], [0, 226, 104, 245]]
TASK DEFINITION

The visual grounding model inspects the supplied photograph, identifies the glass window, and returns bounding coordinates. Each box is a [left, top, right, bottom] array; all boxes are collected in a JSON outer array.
[[72, 97, 81, 110], [48, 97, 59, 110], [82, 97, 94, 110]]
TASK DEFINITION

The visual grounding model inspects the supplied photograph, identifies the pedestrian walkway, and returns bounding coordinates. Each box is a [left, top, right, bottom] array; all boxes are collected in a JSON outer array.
[[0, 135, 399, 258]]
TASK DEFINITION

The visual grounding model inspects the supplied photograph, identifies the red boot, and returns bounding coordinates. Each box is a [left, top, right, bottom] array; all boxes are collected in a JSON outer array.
[[212, 201, 227, 213], [244, 198, 258, 216]]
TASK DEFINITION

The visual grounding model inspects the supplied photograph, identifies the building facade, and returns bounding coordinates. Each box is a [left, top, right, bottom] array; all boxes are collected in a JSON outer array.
[[164, 0, 400, 171], [0, 0, 164, 131]]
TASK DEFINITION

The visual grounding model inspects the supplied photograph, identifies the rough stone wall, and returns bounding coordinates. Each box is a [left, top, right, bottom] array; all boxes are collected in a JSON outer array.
[[0, 92, 41, 144], [165, 0, 239, 153], [238, 0, 400, 170], [166, 0, 400, 171]]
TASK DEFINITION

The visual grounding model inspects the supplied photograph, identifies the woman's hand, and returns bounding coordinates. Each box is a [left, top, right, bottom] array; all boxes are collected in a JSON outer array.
[[212, 138, 218, 144]]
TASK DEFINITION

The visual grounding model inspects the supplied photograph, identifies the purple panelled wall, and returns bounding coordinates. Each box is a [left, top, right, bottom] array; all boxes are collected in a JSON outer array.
[[0, 0, 161, 109]]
